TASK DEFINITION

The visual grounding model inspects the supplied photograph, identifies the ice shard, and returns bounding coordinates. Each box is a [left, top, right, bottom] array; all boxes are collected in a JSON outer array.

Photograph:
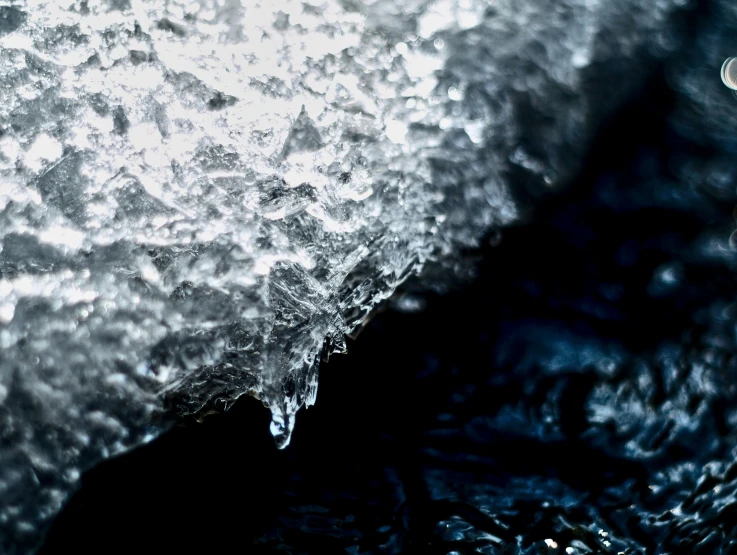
[[0, 0, 686, 551]]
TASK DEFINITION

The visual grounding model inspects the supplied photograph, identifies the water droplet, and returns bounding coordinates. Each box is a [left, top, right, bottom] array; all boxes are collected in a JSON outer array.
[[270, 413, 294, 449], [721, 57, 737, 90], [448, 86, 462, 101]]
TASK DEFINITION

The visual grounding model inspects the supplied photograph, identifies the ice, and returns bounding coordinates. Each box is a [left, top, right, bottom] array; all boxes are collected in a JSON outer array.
[[0, 0, 685, 551]]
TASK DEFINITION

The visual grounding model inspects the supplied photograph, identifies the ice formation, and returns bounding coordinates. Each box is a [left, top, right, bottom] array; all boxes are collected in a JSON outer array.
[[0, 0, 685, 551]]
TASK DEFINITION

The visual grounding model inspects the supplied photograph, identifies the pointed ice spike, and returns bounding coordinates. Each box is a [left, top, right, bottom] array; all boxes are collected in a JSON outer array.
[[269, 403, 295, 449]]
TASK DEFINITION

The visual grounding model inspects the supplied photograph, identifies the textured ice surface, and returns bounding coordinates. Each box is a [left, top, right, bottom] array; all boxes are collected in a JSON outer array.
[[0, 0, 684, 551]]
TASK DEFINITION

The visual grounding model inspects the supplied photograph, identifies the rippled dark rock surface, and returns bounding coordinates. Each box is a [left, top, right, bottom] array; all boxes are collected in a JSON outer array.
[[39, 1, 737, 551]]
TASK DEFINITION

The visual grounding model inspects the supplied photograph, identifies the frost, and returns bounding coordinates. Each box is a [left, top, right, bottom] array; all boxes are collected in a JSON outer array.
[[0, 0, 685, 550]]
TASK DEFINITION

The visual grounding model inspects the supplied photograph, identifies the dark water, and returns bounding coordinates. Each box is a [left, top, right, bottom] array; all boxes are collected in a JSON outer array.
[[39, 28, 737, 555]]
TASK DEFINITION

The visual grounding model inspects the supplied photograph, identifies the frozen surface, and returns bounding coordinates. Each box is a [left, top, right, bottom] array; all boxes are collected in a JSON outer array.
[[0, 0, 684, 551]]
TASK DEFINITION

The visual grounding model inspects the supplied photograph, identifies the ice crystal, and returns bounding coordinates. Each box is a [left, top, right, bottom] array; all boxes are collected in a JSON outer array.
[[0, 0, 684, 550]]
